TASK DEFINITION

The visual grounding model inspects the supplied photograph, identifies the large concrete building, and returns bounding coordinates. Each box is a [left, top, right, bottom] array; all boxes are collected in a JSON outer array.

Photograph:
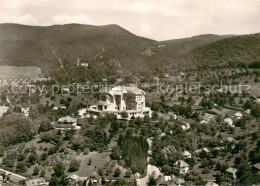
[[88, 86, 152, 119]]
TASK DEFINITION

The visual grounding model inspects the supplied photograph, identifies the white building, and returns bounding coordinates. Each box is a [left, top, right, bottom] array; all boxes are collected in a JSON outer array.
[[224, 118, 234, 127], [88, 86, 152, 119], [181, 122, 190, 130], [182, 150, 192, 158], [58, 116, 77, 124], [195, 147, 210, 153], [225, 167, 237, 181], [174, 160, 189, 174], [25, 178, 49, 186], [234, 112, 243, 119]]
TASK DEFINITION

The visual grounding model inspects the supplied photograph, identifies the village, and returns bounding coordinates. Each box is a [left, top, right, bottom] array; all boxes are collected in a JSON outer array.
[[0, 63, 259, 186]]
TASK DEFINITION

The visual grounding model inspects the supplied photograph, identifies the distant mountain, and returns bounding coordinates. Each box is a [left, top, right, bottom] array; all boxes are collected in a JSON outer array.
[[0, 23, 258, 81]]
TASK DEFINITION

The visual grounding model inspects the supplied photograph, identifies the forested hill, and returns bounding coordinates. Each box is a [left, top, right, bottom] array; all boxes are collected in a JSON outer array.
[[191, 33, 260, 68], [0, 23, 259, 81], [0, 23, 156, 75]]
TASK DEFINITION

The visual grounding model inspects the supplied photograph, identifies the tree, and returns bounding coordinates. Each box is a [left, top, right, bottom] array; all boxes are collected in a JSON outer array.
[[0, 113, 34, 146], [251, 105, 260, 121], [88, 158, 92, 165], [98, 168, 103, 176], [124, 168, 132, 178], [28, 153, 37, 164], [53, 162, 65, 177], [121, 112, 128, 119], [216, 162, 222, 171], [16, 162, 27, 173], [110, 146, 121, 160], [33, 166, 40, 175], [134, 117, 143, 126], [114, 168, 121, 177], [216, 173, 221, 185], [161, 164, 172, 175], [38, 118, 53, 133], [40, 170, 45, 177], [143, 114, 150, 123], [152, 111, 158, 121], [68, 159, 80, 172], [148, 175, 156, 186], [101, 177, 106, 185], [243, 100, 253, 110]]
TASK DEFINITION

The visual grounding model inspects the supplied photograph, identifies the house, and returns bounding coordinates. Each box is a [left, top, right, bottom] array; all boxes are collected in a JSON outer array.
[[245, 109, 251, 114], [195, 148, 210, 153], [0, 170, 5, 183], [58, 116, 77, 124], [52, 106, 58, 110], [163, 73, 169, 78], [86, 172, 101, 185], [225, 137, 237, 143], [174, 160, 189, 174], [158, 44, 166, 48], [168, 112, 177, 120], [22, 107, 30, 117], [200, 120, 208, 124], [224, 118, 234, 127], [205, 182, 219, 186], [25, 178, 49, 186], [191, 105, 205, 111], [65, 174, 87, 186], [81, 63, 88, 67], [76, 58, 88, 67], [88, 86, 152, 119], [153, 77, 160, 82], [134, 173, 141, 179], [225, 167, 237, 181], [180, 72, 185, 77], [252, 163, 260, 174], [234, 112, 243, 119], [116, 78, 123, 83], [172, 177, 185, 185], [160, 132, 166, 137], [182, 150, 191, 159], [181, 122, 190, 130], [156, 175, 176, 186]]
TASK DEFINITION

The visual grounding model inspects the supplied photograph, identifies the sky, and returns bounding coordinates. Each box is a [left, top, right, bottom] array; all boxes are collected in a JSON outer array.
[[0, 0, 259, 40]]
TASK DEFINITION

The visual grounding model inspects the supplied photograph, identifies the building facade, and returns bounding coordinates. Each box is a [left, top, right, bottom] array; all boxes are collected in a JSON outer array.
[[88, 86, 152, 119]]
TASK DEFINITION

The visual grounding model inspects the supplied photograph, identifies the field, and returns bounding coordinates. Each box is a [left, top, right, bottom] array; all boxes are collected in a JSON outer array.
[[0, 65, 41, 79]]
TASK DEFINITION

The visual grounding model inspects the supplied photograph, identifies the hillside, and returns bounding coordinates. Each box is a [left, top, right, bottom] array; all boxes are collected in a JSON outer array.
[[191, 33, 260, 68], [1, 23, 258, 81], [160, 34, 233, 56], [0, 23, 156, 77]]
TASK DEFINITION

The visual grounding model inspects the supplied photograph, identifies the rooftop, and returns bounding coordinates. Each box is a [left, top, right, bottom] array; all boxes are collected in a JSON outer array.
[[58, 116, 77, 123]]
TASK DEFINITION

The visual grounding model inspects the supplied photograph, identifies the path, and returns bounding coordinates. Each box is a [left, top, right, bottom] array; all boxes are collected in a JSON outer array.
[[0, 167, 27, 180], [136, 138, 162, 186]]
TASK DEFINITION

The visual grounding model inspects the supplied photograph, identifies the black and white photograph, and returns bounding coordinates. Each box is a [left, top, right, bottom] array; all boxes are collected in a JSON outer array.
[[0, 0, 259, 185]]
